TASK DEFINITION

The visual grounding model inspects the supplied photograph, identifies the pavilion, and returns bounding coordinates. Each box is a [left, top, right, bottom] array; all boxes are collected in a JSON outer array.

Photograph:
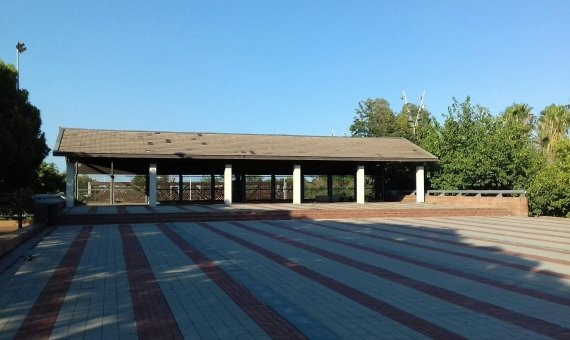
[[53, 127, 437, 208]]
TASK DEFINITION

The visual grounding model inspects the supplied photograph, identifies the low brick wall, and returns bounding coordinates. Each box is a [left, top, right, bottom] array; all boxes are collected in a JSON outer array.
[[53, 206, 511, 226], [401, 195, 528, 216]]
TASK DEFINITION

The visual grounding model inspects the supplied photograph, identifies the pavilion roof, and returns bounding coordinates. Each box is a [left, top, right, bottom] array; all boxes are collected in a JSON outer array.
[[54, 127, 438, 162]]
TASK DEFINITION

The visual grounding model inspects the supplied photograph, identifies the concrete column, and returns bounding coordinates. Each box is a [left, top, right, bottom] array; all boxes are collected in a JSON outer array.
[[356, 165, 365, 204], [149, 163, 157, 206], [224, 163, 232, 205], [416, 165, 425, 203], [293, 164, 301, 204], [65, 159, 75, 208]]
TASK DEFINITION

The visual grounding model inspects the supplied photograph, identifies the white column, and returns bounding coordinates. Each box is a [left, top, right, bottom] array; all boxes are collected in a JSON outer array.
[[293, 164, 301, 204], [65, 159, 75, 208], [149, 163, 157, 206], [416, 166, 425, 203], [356, 164, 365, 204], [224, 163, 232, 205]]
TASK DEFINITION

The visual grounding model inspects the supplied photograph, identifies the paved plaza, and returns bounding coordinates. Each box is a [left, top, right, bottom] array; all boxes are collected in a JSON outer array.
[[0, 216, 569, 339]]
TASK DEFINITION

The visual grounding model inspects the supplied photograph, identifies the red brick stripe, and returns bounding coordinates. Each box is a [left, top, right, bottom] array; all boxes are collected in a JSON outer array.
[[387, 219, 570, 249], [15, 225, 93, 339], [156, 223, 306, 339], [308, 220, 570, 280], [264, 221, 570, 307], [228, 221, 570, 339], [452, 218, 570, 235], [352, 220, 570, 264], [196, 222, 464, 340], [438, 218, 570, 239], [119, 224, 183, 339]]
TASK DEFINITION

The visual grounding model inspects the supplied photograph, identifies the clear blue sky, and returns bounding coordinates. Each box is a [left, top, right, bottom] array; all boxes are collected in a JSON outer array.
[[1, 1, 569, 169]]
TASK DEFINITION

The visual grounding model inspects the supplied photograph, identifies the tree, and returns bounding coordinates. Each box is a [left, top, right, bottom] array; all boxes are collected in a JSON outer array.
[[527, 139, 570, 217], [537, 104, 570, 156], [420, 97, 541, 190], [0, 60, 49, 227], [503, 103, 535, 131], [350, 98, 399, 137], [349, 97, 434, 144], [396, 103, 434, 143], [0, 60, 49, 192], [34, 162, 65, 194]]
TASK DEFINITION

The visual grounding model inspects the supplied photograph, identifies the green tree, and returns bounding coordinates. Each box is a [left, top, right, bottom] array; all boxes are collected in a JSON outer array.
[[0, 60, 49, 227], [34, 162, 65, 194], [421, 97, 541, 190], [396, 103, 433, 143], [0, 60, 49, 191], [350, 98, 399, 137], [503, 103, 535, 131], [537, 104, 570, 156], [350, 97, 433, 144], [527, 139, 570, 217]]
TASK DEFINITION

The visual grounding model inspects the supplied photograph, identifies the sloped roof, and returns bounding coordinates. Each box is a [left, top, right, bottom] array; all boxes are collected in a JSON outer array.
[[53, 127, 437, 162]]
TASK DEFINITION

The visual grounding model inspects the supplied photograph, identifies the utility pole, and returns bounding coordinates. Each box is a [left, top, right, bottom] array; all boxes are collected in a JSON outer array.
[[16, 42, 26, 89]]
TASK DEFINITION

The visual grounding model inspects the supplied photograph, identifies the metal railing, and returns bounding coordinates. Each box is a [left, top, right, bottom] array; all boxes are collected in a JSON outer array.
[[426, 190, 526, 197]]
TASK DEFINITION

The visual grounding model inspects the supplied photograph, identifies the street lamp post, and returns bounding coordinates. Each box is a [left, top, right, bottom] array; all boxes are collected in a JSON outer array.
[[16, 42, 26, 89]]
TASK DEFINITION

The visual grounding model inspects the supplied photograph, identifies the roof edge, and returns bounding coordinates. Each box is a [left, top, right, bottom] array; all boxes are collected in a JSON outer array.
[[57, 126, 412, 140], [54, 127, 65, 153], [53, 150, 438, 162]]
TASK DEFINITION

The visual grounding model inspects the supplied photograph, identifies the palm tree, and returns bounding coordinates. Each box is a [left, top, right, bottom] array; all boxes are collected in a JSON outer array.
[[503, 103, 534, 129], [537, 104, 570, 156]]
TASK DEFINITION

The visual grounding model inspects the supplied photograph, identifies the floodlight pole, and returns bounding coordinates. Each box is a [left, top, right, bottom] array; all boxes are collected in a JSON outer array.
[[16, 42, 27, 89], [16, 47, 19, 89], [15, 42, 27, 228], [401, 90, 426, 138]]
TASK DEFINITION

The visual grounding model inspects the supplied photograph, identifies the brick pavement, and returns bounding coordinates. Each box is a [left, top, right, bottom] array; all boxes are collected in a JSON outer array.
[[119, 224, 183, 339], [156, 222, 306, 339], [50, 225, 136, 339], [240, 220, 570, 333], [0, 226, 83, 339], [0, 216, 568, 339], [15, 225, 92, 339], [210, 221, 563, 338]]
